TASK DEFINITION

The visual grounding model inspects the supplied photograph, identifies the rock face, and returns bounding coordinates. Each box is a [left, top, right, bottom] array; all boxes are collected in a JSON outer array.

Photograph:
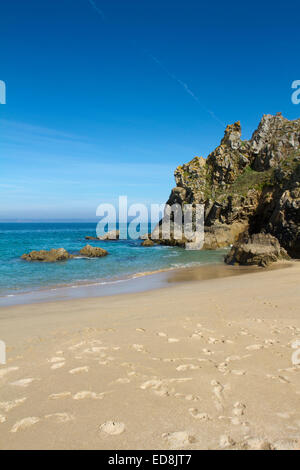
[[225, 233, 290, 267], [157, 113, 300, 257], [21, 248, 73, 262], [79, 245, 108, 257]]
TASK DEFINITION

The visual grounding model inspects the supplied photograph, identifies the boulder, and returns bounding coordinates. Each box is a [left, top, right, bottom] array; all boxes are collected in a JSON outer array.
[[141, 239, 154, 247], [224, 233, 290, 267], [79, 245, 108, 258], [21, 248, 72, 262]]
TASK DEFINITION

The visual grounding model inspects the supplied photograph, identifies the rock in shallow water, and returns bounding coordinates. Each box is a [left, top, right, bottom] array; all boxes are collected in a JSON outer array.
[[79, 244, 108, 257], [141, 239, 154, 247], [21, 248, 73, 262]]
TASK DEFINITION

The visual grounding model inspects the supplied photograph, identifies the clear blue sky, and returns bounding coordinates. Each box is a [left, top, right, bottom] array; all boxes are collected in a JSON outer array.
[[1, 0, 300, 220]]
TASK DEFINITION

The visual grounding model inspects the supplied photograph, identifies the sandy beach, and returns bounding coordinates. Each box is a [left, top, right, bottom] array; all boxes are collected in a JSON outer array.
[[0, 262, 300, 450]]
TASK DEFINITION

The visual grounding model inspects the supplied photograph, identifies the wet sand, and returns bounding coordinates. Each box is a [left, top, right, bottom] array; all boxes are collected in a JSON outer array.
[[0, 261, 300, 449], [0, 261, 291, 308]]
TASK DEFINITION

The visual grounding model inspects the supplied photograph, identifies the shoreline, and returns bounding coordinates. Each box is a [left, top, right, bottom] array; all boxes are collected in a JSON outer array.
[[0, 259, 294, 308]]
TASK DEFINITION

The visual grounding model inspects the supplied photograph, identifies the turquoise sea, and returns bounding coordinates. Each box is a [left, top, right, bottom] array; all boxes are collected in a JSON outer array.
[[0, 223, 227, 303]]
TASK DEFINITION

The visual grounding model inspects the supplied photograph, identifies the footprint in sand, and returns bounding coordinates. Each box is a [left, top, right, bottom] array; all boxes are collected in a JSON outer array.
[[202, 349, 213, 356], [132, 344, 147, 353], [184, 394, 198, 401], [68, 341, 86, 351], [189, 408, 211, 420], [10, 378, 37, 387], [51, 362, 66, 370], [226, 355, 241, 362], [140, 379, 163, 390], [168, 338, 180, 343], [217, 362, 229, 374], [115, 378, 130, 384], [99, 421, 125, 435], [240, 330, 250, 336], [49, 392, 71, 400], [219, 435, 235, 448], [11, 417, 40, 433], [73, 391, 105, 400], [245, 438, 272, 450], [211, 380, 225, 411], [83, 347, 106, 354], [0, 397, 27, 412], [231, 370, 246, 376], [233, 402, 246, 416], [208, 337, 219, 345], [162, 431, 195, 449], [0, 367, 19, 379], [127, 371, 137, 377], [153, 388, 170, 397], [230, 417, 242, 425], [176, 364, 199, 371], [48, 357, 65, 363], [45, 412, 75, 423], [69, 366, 89, 375], [276, 411, 293, 419], [246, 344, 263, 351], [267, 375, 290, 384]]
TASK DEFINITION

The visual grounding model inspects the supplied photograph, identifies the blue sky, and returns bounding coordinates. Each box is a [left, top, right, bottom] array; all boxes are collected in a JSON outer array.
[[1, 0, 300, 220]]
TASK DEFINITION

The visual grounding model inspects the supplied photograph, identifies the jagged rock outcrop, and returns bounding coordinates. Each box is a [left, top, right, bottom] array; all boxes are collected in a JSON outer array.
[[21, 248, 73, 262], [251, 113, 300, 171], [79, 245, 108, 257], [156, 113, 300, 256], [225, 233, 290, 267]]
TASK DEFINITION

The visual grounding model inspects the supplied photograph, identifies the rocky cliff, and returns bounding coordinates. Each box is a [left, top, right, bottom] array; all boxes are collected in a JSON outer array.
[[159, 113, 300, 258]]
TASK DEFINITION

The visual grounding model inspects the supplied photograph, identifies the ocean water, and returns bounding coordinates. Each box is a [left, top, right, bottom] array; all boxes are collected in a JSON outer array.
[[0, 223, 227, 298]]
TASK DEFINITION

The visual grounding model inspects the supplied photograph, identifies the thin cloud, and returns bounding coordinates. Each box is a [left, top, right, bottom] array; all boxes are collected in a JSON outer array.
[[84, 3, 224, 128], [148, 54, 225, 128], [87, 0, 105, 20]]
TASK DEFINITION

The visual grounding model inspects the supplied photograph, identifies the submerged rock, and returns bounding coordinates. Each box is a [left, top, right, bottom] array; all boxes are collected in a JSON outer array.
[[21, 248, 73, 262], [224, 233, 290, 267], [79, 245, 108, 257]]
